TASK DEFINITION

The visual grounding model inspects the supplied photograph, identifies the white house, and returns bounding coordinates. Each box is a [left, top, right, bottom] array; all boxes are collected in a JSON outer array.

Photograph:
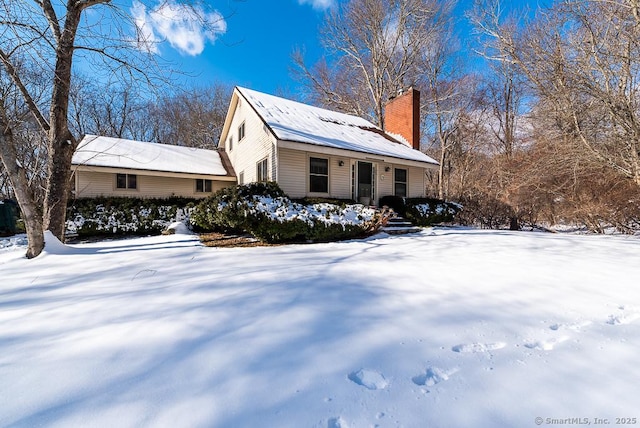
[[71, 87, 438, 205], [218, 86, 438, 205], [71, 135, 235, 199]]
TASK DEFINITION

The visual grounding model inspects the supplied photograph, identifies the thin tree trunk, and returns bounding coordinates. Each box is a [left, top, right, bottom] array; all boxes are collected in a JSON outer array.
[[438, 134, 446, 200], [0, 123, 44, 258]]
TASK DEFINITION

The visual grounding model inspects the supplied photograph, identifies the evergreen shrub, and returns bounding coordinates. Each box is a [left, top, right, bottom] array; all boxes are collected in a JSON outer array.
[[66, 196, 197, 237], [378, 195, 461, 226], [192, 182, 379, 243]]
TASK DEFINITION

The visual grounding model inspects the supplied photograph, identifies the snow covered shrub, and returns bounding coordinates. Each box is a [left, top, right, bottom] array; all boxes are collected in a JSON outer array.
[[292, 197, 356, 206], [404, 197, 461, 226], [193, 182, 380, 243], [378, 195, 460, 226], [66, 197, 197, 237], [191, 182, 286, 233]]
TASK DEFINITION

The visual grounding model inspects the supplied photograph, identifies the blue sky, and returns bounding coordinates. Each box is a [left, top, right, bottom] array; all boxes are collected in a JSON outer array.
[[139, 0, 542, 95], [136, 0, 331, 94]]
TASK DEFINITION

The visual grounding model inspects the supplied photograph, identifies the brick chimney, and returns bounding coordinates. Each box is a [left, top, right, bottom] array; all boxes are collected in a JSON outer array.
[[384, 87, 420, 150]]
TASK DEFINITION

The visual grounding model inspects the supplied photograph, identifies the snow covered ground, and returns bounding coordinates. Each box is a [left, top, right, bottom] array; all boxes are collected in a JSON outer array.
[[1, 228, 639, 427]]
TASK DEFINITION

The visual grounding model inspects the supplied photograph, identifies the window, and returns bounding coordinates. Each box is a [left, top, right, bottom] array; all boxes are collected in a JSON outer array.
[[238, 122, 246, 141], [196, 179, 213, 193], [256, 158, 268, 182], [228, 136, 233, 151], [309, 157, 329, 193], [239, 171, 244, 185], [394, 168, 407, 197], [116, 173, 137, 190]]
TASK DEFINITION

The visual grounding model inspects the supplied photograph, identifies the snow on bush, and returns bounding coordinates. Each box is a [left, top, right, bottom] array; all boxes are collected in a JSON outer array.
[[414, 202, 460, 217], [247, 196, 376, 227], [193, 182, 381, 243], [65, 197, 197, 237], [405, 198, 461, 227], [0, 234, 27, 251]]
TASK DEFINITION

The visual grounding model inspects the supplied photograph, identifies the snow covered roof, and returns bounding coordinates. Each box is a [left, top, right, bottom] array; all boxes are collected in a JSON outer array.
[[236, 87, 438, 166], [72, 135, 231, 176]]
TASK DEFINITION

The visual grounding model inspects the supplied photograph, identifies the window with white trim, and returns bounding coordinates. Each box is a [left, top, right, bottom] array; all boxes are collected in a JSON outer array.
[[256, 158, 268, 182], [238, 122, 246, 141], [394, 168, 407, 197], [309, 157, 329, 193], [228, 136, 233, 151]]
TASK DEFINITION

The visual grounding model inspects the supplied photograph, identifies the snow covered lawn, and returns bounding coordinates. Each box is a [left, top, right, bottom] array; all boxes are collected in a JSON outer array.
[[1, 228, 639, 427]]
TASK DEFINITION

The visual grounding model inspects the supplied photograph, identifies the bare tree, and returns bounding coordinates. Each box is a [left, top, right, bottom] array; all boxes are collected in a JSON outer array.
[[0, 64, 48, 203], [473, 0, 640, 188], [69, 79, 148, 140], [421, 34, 472, 200], [69, 79, 231, 148], [0, 55, 52, 255], [152, 83, 232, 148], [0, 0, 224, 257], [294, 0, 456, 127]]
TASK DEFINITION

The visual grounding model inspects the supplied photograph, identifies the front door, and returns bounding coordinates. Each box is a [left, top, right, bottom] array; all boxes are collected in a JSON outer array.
[[356, 161, 374, 205]]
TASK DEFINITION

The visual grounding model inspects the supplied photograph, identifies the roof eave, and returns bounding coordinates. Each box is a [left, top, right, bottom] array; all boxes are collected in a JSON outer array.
[[72, 164, 237, 180], [277, 140, 439, 169]]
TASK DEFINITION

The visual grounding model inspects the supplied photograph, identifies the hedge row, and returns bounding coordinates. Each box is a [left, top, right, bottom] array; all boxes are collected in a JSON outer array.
[[65, 197, 198, 237], [191, 182, 380, 243], [379, 195, 461, 226], [64, 187, 452, 242]]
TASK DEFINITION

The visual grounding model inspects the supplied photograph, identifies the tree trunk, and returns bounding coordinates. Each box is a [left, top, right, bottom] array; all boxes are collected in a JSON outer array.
[[509, 216, 519, 231], [0, 124, 45, 258], [42, 6, 82, 241], [42, 135, 75, 239], [438, 144, 445, 200]]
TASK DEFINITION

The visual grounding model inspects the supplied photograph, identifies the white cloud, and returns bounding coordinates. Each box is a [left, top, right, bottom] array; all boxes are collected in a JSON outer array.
[[131, 1, 159, 54], [131, 0, 226, 56], [297, 0, 336, 11]]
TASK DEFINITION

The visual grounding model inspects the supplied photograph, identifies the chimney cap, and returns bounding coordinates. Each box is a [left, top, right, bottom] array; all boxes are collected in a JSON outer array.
[[387, 86, 417, 101]]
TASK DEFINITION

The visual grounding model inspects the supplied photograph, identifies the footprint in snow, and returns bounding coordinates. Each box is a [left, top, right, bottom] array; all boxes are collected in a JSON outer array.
[[550, 320, 592, 331], [606, 307, 640, 325], [348, 369, 388, 390], [328, 416, 349, 428], [524, 336, 569, 351], [412, 366, 457, 386], [451, 342, 506, 353]]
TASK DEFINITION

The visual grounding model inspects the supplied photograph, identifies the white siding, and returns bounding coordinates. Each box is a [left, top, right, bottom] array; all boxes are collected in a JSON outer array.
[[276, 147, 427, 201], [278, 148, 355, 199], [330, 157, 351, 199], [278, 148, 306, 197], [75, 170, 229, 199], [225, 98, 275, 183], [408, 166, 426, 198], [375, 165, 426, 199], [76, 171, 113, 197], [378, 162, 394, 198]]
